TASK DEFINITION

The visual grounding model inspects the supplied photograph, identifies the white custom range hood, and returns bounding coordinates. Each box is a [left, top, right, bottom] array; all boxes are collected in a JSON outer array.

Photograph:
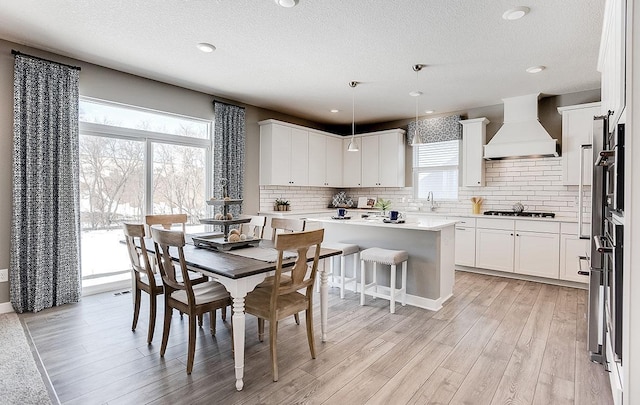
[[483, 93, 558, 160]]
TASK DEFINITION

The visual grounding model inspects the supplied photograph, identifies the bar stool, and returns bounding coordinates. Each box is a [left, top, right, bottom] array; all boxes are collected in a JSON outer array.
[[360, 247, 408, 313], [322, 242, 360, 298]]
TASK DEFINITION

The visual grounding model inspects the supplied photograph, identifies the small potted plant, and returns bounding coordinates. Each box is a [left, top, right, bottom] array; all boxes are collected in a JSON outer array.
[[374, 198, 392, 215], [274, 198, 291, 211]]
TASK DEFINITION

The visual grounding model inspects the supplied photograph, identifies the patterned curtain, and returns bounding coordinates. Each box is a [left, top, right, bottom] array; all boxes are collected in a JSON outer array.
[[407, 114, 462, 144], [213, 102, 245, 219], [10, 54, 82, 313]]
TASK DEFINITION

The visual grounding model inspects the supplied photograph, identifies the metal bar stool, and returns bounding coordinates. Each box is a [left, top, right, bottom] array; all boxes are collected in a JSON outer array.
[[360, 247, 408, 313]]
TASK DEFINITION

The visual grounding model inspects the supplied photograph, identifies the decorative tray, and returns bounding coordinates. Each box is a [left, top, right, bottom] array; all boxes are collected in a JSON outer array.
[[382, 219, 405, 224], [192, 234, 260, 251], [331, 216, 352, 220]]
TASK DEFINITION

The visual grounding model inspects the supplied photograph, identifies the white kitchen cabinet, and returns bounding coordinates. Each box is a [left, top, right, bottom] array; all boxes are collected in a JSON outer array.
[[460, 117, 488, 187], [360, 130, 405, 187], [514, 221, 560, 279], [259, 120, 309, 186], [308, 133, 344, 187], [343, 137, 362, 187], [475, 219, 515, 272], [559, 223, 590, 283], [598, 0, 626, 131], [557, 103, 601, 186], [453, 217, 476, 267]]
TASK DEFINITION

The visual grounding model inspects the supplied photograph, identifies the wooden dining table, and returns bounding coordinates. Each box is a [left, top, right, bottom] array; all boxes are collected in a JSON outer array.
[[142, 237, 341, 391]]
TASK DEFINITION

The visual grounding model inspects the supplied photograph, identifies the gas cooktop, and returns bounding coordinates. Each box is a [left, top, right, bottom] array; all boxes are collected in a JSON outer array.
[[483, 210, 556, 218]]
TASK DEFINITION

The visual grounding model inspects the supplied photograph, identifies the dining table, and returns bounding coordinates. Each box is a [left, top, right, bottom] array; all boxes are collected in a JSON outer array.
[[141, 236, 341, 391]]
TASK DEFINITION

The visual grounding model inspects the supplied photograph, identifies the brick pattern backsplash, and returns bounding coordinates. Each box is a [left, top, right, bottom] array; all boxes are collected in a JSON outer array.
[[259, 157, 589, 219]]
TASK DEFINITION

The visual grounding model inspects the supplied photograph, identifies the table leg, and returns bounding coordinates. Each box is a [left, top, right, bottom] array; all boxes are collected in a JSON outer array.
[[320, 259, 329, 342], [232, 295, 246, 391]]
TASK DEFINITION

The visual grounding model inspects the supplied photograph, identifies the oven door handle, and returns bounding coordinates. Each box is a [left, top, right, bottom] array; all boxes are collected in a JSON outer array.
[[594, 235, 613, 253], [577, 255, 590, 276], [578, 144, 592, 240]]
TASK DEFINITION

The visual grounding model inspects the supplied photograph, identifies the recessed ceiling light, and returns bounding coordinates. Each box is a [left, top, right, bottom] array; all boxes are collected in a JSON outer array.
[[502, 6, 530, 20], [196, 43, 216, 53], [526, 65, 546, 73], [275, 0, 298, 7], [425, 110, 435, 114], [409, 91, 423, 97], [330, 109, 339, 113]]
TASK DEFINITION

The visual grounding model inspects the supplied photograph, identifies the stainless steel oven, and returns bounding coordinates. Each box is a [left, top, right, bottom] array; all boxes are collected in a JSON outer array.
[[605, 212, 624, 362]]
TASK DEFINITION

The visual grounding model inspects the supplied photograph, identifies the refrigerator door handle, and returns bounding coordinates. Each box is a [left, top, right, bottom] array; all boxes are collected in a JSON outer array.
[[578, 144, 592, 240]]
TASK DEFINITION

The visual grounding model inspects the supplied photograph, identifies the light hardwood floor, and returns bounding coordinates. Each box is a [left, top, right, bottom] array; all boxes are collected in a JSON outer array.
[[20, 271, 614, 404]]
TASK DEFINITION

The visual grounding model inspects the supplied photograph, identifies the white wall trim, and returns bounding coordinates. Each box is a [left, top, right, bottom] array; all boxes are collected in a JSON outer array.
[[82, 279, 132, 297], [0, 302, 15, 314]]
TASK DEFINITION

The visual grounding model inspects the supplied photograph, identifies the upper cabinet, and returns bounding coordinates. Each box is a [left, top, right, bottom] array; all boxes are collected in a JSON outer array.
[[460, 118, 488, 187], [259, 120, 309, 186], [308, 132, 343, 187], [598, 0, 626, 130], [557, 103, 601, 186], [360, 130, 406, 187], [343, 137, 362, 187]]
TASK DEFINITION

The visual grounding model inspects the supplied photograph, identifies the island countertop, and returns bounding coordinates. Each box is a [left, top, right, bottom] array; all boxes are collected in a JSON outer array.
[[308, 216, 459, 231]]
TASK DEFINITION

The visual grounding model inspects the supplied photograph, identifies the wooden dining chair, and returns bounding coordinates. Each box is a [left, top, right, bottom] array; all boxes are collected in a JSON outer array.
[[145, 213, 188, 234], [244, 228, 324, 381], [151, 227, 232, 374], [123, 223, 209, 344], [240, 215, 267, 239]]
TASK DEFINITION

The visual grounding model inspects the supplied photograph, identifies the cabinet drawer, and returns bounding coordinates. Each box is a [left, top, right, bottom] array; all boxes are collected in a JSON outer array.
[[476, 218, 514, 230], [515, 220, 559, 233], [449, 217, 476, 227]]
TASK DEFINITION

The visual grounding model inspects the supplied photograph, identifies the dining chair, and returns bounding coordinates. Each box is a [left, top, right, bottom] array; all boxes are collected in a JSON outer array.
[[244, 228, 324, 381], [240, 215, 267, 239], [145, 213, 188, 234], [123, 223, 209, 344], [151, 227, 233, 374]]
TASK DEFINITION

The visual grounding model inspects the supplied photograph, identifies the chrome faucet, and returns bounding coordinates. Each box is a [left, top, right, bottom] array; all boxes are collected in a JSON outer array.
[[427, 191, 436, 211]]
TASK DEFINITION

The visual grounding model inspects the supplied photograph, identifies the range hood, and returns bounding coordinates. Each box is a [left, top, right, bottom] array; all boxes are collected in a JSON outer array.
[[483, 93, 558, 160]]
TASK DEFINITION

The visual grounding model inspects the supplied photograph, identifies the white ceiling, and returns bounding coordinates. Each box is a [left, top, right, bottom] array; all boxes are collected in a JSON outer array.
[[0, 0, 605, 126]]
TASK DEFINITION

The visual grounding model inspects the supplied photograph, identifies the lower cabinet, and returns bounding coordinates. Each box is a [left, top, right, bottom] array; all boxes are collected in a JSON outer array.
[[454, 218, 476, 267], [559, 232, 590, 283], [475, 227, 515, 272], [514, 231, 560, 278]]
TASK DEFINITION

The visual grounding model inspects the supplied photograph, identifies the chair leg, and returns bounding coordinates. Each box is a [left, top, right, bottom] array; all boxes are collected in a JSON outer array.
[[402, 261, 408, 306], [210, 310, 216, 335], [305, 307, 316, 359], [147, 293, 157, 344], [221, 306, 227, 322], [160, 305, 172, 357], [390, 264, 397, 314], [340, 255, 346, 299], [269, 319, 279, 382], [258, 318, 265, 342], [186, 314, 197, 374], [131, 286, 141, 331], [294, 313, 300, 325], [353, 252, 359, 293], [373, 262, 377, 296], [198, 313, 203, 327], [360, 259, 366, 306]]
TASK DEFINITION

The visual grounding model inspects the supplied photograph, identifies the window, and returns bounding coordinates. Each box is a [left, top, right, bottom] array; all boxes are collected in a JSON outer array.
[[413, 140, 460, 200], [78, 98, 212, 287]]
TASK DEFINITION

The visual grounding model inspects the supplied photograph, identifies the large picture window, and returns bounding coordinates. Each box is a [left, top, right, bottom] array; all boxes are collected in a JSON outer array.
[[79, 98, 212, 287], [413, 140, 460, 200]]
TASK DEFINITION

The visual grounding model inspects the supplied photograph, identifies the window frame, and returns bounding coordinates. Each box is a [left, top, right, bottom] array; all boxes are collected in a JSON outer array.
[[412, 140, 461, 201]]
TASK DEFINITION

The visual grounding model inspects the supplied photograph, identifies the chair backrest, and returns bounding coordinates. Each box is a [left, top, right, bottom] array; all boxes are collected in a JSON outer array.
[[150, 227, 195, 303], [145, 214, 188, 234], [240, 215, 267, 239], [122, 223, 156, 283], [270, 217, 306, 241], [271, 228, 324, 300]]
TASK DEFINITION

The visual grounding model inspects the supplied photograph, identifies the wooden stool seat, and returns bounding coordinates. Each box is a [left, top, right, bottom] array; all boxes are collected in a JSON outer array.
[[360, 247, 408, 314]]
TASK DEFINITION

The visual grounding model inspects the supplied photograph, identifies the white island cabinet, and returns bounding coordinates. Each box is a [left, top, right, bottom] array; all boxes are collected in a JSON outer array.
[[309, 216, 457, 311]]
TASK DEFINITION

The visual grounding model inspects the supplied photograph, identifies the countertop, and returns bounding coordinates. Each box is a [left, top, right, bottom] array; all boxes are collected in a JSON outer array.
[[308, 216, 459, 231]]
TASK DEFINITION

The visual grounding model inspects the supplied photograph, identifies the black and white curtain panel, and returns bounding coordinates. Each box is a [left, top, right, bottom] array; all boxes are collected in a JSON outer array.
[[10, 54, 82, 313], [213, 101, 245, 218]]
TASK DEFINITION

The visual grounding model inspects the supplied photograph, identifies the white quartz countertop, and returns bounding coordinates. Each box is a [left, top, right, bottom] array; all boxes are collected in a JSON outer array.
[[308, 216, 458, 231]]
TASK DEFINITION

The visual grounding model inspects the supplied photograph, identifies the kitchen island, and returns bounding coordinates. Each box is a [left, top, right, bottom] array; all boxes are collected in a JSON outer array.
[[309, 216, 458, 311]]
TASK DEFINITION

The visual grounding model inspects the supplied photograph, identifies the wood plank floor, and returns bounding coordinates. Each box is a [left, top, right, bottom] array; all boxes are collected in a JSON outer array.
[[20, 271, 614, 405]]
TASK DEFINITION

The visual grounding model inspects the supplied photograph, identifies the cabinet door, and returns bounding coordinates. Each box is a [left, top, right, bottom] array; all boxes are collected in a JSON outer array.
[[361, 135, 380, 187], [343, 138, 362, 187], [514, 231, 560, 279], [561, 105, 599, 185], [475, 228, 514, 272], [269, 124, 293, 185], [600, 0, 625, 131], [289, 128, 309, 185], [325, 136, 343, 187], [455, 226, 476, 267], [378, 132, 404, 186], [461, 118, 488, 187], [307, 133, 326, 186], [559, 234, 590, 283]]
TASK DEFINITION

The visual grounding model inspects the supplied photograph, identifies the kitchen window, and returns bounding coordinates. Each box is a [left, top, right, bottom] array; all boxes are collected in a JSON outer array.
[[78, 97, 213, 289], [413, 139, 460, 200]]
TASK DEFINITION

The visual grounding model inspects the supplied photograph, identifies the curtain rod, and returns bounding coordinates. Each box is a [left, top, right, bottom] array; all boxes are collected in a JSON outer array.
[[213, 99, 244, 109], [11, 50, 81, 71]]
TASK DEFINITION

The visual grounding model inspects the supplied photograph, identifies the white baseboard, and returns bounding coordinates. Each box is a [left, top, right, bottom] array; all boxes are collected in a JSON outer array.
[[455, 266, 588, 290], [82, 279, 132, 296], [0, 302, 15, 314]]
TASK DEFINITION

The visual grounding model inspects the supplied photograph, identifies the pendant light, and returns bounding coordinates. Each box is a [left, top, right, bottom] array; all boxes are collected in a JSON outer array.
[[410, 64, 425, 146], [347, 81, 359, 152]]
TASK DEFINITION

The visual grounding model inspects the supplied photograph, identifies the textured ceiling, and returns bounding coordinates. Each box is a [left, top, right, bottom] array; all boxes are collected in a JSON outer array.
[[0, 0, 605, 125]]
